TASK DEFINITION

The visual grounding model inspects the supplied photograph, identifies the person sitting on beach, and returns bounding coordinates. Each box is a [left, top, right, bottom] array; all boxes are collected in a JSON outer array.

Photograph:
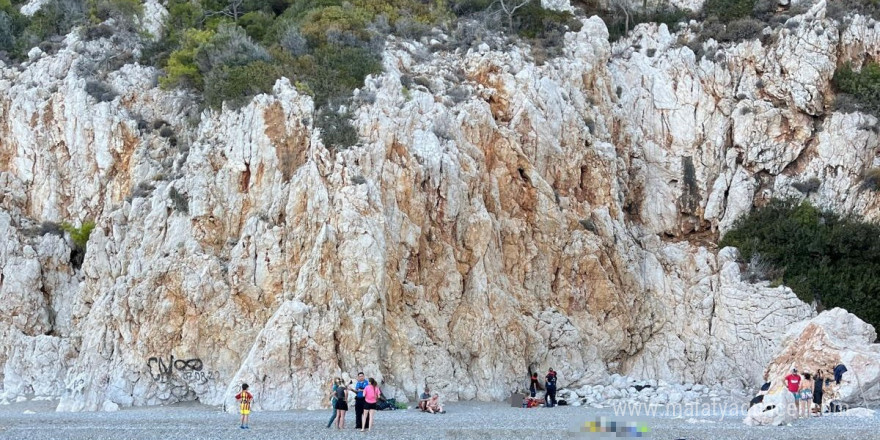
[[418, 386, 431, 412], [427, 393, 445, 414]]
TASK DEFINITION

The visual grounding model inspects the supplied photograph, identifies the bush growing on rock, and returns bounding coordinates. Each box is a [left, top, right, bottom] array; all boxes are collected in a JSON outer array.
[[315, 107, 359, 150], [88, 0, 143, 29], [160, 28, 214, 90], [169, 186, 189, 215], [791, 177, 821, 194], [204, 60, 279, 109], [833, 62, 880, 117], [0, 10, 19, 55], [195, 23, 270, 74], [85, 80, 117, 102], [39, 221, 64, 237], [682, 0, 783, 53], [60, 220, 96, 269], [826, 0, 880, 25], [721, 199, 880, 330], [703, 0, 756, 23], [603, 5, 690, 42], [862, 167, 880, 191]]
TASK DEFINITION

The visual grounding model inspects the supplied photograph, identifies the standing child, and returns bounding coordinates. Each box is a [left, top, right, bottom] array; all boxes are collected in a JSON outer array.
[[235, 383, 253, 429]]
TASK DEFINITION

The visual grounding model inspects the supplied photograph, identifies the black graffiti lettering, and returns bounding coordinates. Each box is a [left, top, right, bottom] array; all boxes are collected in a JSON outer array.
[[147, 355, 174, 381], [148, 355, 212, 383], [173, 358, 203, 372]]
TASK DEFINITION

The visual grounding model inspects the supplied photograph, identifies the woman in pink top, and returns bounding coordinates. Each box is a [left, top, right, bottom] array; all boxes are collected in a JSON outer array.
[[361, 378, 381, 432]]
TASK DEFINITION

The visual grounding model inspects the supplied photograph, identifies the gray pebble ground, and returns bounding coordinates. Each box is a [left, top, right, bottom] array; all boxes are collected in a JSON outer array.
[[0, 399, 878, 439]]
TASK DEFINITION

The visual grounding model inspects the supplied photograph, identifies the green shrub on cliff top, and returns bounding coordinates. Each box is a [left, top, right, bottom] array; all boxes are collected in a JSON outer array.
[[721, 199, 880, 331]]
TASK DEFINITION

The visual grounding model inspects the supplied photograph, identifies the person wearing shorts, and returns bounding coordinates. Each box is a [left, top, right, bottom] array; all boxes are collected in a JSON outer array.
[[799, 373, 813, 418], [334, 378, 349, 429], [784, 368, 801, 417], [362, 378, 382, 432], [813, 370, 826, 416], [235, 383, 253, 429]]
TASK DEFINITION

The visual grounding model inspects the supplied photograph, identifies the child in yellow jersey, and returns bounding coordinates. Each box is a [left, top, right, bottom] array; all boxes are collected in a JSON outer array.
[[235, 383, 253, 429]]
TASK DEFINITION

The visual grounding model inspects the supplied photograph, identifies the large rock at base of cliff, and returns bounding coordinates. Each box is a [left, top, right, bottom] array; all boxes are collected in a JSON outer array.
[[763, 308, 880, 405], [743, 389, 797, 426]]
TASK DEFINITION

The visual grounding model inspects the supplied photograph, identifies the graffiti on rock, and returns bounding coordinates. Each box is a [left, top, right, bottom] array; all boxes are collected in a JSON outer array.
[[147, 354, 219, 401]]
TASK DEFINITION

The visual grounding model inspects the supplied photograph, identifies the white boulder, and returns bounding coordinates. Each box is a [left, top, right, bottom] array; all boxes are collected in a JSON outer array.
[[743, 390, 797, 426]]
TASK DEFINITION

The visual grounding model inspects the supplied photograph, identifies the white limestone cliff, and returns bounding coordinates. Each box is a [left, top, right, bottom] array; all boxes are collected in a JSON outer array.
[[0, 2, 877, 412]]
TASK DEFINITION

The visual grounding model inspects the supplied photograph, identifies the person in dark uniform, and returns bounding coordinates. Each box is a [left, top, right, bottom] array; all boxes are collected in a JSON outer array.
[[545, 368, 558, 408], [350, 372, 370, 429]]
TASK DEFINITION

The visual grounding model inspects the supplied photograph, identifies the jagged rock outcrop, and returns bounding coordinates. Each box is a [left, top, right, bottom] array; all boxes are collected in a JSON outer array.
[[745, 308, 880, 425], [0, 1, 878, 412], [763, 308, 880, 406]]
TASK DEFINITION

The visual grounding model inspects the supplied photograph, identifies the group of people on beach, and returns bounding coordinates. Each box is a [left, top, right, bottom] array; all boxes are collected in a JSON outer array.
[[326, 372, 384, 431], [417, 386, 445, 414], [231, 372, 386, 431], [525, 368, 558, 408], [783, 367, 830, 418]]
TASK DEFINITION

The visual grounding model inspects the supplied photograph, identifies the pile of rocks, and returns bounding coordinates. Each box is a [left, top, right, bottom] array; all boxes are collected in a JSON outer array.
[[557, 374, 745, 408]]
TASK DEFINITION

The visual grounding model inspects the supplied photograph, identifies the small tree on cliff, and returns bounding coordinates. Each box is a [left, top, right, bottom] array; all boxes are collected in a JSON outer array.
[[497, 0, 531, 31], [610, 0, 633, 36]]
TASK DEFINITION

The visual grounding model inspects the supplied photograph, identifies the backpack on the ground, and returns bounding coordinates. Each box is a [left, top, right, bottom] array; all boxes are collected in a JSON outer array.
[[376, 398, 396, 410]]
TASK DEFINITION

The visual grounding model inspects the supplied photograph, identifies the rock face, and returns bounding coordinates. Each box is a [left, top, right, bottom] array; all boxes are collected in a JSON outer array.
[[763, 308, 880, 406], [0, 3, 878, 411]]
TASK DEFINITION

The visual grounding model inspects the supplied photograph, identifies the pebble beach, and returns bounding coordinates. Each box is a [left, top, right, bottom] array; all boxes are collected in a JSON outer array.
[[1, 398, 877, 440]]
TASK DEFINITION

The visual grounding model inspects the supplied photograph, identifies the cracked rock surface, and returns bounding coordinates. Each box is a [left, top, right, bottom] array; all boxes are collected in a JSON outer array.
[[0, 2, 877, 411]]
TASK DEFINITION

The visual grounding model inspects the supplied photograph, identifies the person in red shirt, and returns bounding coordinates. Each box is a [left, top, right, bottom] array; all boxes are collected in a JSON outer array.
[[235, 383, 253, 429], [784, 368, 802, 417]]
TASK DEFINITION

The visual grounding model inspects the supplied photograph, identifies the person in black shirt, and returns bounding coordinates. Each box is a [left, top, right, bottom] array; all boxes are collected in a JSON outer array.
[[813, 370, 825, 417], [529, 373, 542, 398]]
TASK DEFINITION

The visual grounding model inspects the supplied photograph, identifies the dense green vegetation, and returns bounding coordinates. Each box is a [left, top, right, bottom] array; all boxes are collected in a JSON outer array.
[[686, 0, 777, 51], [721, 199, 880, 331], [0, 0, 582, 149], [0, 0, 142, 58], [604, 7, 690, 42], [833, 62, 880, 117]]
